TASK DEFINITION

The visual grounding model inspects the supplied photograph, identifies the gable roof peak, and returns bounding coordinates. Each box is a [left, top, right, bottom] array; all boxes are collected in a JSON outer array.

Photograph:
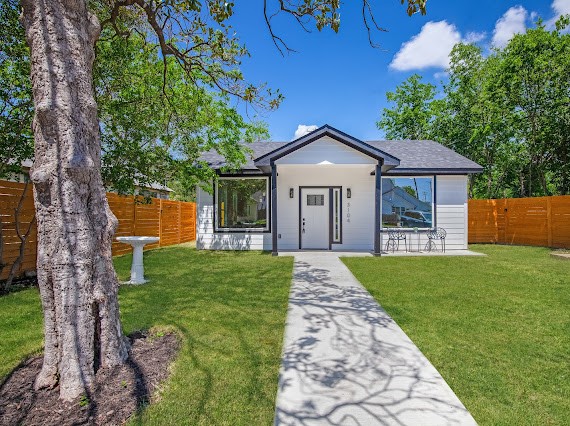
[[293, 124, 354, 141], [254, 124, 401, 170]]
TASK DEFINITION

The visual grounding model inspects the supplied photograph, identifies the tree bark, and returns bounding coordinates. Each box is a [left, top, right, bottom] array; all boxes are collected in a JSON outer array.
[[21, 0, 129, 401]]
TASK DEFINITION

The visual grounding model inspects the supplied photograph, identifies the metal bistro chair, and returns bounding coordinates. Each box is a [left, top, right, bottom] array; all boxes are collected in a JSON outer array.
[[385, 229, 408, 253], [425, 227, 447, 252]]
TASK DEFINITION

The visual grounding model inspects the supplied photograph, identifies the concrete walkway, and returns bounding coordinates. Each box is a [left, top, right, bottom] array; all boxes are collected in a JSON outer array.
[[275, 252, 477, 425]]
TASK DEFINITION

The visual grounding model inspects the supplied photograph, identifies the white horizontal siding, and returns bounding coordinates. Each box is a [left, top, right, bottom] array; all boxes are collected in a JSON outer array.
[[196, 170, 469, 251], [436, 176, 468, 250], [196, 187, 271, 250], [197, 233, 271, 250], [275, 136, 376, 165], [277, 165, 375, 250], [379, 175, 468, 251]]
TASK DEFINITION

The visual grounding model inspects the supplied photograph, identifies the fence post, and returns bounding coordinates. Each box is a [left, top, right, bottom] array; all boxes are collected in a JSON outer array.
[[159, 198, 163, 247], [132, 195, 137, 237], [491, 200, 499, 244], [505, 198, 510, 244], [547, 197, 553, 247], [178, 202, 182, 244]]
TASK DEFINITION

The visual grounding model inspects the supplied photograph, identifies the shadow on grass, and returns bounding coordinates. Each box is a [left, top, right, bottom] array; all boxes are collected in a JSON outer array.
[[114, 246, 293, 424], [275, 257, 475, 425]]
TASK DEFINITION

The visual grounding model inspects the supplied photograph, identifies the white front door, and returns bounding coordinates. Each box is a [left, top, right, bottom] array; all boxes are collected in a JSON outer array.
[[301, 188, 329, 249]]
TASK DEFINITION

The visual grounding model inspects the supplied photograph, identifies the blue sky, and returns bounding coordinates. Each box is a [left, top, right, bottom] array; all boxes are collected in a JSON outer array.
[[228, 0, 569, 141]]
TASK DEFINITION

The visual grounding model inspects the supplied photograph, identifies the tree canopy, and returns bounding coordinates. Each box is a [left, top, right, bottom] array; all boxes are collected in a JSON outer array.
[[94, 31, 268, 198], [377, 16, 570, 198], [1, 0, 268, 197], [3, 0, 428, 196], [376, 73, 439, 140], [14, 0, 430, 402], [0, 0, 34, 178]]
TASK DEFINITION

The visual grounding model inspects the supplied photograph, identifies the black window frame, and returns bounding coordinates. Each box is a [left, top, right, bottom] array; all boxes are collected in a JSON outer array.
[[381, 175, 436, 230], [213, 175, 271, 233]]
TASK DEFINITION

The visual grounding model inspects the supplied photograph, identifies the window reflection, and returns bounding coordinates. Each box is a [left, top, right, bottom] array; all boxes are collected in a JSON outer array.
[[382, 177, 433, 229]]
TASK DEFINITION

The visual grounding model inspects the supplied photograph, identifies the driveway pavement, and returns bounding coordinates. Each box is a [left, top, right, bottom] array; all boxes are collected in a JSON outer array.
[[274, 252, 477, 425]]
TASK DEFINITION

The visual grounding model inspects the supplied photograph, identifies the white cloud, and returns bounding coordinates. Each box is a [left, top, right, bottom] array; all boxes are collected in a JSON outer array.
[[492, 6, 527, 47], [390, 21, 462, 71], [433, 71, 449, 80], [293, 124, 318, 140], [552, 0, 570, 15], [464, 31, 487, 43], [547, 0, 570, 28]]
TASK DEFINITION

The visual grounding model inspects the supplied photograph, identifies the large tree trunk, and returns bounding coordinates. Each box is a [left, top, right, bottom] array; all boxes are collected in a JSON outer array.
[[21, 0, 129, 401]]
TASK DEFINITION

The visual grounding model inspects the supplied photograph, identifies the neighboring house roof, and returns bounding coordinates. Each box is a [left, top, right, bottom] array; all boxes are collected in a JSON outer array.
[[13, 159, 172, 192], [199, 142, 286, 171], [381, 178, 431, 213], [199, 124, 483, 175], [135, 180, 173, 193], [21, 159, 33, 168], [383, 186, 431, 211]]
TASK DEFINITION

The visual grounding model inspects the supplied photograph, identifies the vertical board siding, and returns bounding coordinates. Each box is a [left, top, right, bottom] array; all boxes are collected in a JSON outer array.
[[468, 195, 570, 248], [0, 179, 196, 280]]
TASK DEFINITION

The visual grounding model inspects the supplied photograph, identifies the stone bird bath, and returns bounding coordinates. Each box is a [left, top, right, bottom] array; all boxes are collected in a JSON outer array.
[[116, 236, 159, 284]]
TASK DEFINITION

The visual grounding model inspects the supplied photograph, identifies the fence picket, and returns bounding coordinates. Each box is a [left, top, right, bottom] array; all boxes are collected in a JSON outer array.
[[0, 179, 196, 280], [468, 195, 570, 248]]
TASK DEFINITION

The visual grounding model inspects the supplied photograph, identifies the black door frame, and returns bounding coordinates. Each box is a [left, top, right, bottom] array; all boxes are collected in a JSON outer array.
[[298, 186, 342, 250]]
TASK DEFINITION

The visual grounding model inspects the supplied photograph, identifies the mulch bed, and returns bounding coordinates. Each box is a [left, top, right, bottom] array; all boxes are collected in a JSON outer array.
[[0, 331, 179, 426], [0, 276, 38, 296]]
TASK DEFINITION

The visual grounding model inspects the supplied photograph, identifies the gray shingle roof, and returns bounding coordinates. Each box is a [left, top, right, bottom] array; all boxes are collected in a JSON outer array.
[[199, 137, 482, 174], [199, 141, 288, 170], [367, 140, 482, 174]]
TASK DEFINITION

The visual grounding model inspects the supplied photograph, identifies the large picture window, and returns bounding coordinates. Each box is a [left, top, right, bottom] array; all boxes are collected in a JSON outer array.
[[215, 177, 269, 231], [382, 177, 434, 229]]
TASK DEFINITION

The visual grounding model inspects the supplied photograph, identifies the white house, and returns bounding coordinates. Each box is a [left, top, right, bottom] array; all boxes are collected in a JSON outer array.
[[196, 125, 482, 254]]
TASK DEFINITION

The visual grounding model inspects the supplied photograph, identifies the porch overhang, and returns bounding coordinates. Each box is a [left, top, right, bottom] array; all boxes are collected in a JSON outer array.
[[254, 125, 400, 173]]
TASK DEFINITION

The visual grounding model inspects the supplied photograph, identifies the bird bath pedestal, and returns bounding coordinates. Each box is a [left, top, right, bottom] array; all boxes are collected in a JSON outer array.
[[116, 236, 159, 284]]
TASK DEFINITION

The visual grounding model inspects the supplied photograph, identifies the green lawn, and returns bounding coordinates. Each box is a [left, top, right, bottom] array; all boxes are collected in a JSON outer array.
[[0, 244, 293, 425], [342, 245, 570, 426]]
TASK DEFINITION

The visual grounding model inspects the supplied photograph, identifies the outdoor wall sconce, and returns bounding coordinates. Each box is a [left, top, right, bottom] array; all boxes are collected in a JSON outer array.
[[289, 188, 294, 198], [347, 188, 352, 198]]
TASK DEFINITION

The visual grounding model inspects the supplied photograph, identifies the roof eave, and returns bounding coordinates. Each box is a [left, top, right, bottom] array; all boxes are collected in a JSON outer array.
[[253, 124, 401, 168], [384, 167, 484, 175]]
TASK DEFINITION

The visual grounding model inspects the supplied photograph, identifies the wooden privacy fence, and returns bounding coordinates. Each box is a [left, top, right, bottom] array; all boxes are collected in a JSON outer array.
[[107, 193, 196, 256], [0, 179, 196, 280], [468, 196, 570, 248]]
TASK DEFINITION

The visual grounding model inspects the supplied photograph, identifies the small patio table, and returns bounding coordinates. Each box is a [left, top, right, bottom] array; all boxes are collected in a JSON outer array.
[[406, 228, 423, 253]]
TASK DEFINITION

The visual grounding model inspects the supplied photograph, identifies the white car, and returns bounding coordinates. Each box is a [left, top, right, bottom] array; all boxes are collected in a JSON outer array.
[[401, 210, 432, 227]]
